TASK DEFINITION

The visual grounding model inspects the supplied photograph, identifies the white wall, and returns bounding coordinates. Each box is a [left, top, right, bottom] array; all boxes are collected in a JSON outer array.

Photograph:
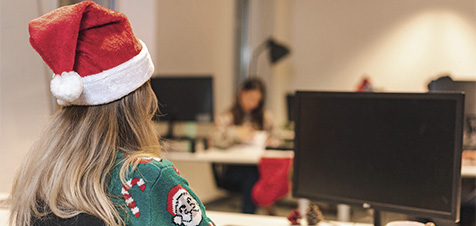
[[117, 0, 158, 68], [287, 0, 476, 95], [0, 0, 56, 193], [229, 0, 476, 131], [248, 0, 277, 119], [271, 0, 293, 126], [150, 0, 235, 116]]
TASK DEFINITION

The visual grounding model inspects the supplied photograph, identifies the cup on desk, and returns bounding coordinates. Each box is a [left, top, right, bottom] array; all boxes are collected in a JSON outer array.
[[386, 221, 425, 226], [251, 131, 268, 149]]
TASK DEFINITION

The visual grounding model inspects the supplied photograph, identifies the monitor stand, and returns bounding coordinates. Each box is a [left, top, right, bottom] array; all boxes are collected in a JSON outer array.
[[163, 118, 175, 139], [162, 119, 209, 153], [374, 209, 382, 226], [363, 204, 382, 226]]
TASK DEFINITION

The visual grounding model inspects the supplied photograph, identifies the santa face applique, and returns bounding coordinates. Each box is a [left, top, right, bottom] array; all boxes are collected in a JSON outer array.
[[168, 185, 203, 226]]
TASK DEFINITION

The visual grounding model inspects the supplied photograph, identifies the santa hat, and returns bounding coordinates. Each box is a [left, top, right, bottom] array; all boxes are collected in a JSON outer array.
[[28, 1, 154, 106], [167, 185, 188, 224]]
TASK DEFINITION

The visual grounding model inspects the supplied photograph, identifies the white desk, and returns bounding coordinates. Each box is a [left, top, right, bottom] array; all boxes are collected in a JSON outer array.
[[163, 147, 476, 177], [461, 160, 476, 178], [165, 147, 476, 223], [0, 209, 8, 226], [162, 145, 294, 165], [206, 210, 372, 226], [0, 209, 371, 226], [162, 146, 262, 165]]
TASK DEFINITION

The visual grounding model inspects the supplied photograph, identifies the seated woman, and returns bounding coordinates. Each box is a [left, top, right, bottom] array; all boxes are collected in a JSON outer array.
[[212, 77, 278, 149], [10, 2, 214, 226], [211, 77, 279, 214]]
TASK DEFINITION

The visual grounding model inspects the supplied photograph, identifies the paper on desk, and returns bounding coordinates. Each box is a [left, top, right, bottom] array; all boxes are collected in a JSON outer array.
[[242, 131, 267, 149]]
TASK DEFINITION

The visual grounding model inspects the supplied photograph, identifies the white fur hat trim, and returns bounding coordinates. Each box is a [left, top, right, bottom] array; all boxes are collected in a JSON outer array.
[[56, 40, 154, 106], [50, 71, 84, 103]]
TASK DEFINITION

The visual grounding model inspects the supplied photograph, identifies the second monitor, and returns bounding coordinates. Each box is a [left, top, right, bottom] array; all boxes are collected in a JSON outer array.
[[150, 76, 214, 138]]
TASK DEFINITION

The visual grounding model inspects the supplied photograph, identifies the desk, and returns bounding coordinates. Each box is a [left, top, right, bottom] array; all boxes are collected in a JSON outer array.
[[163, 147, 476, 177], [162, 146, 264, 165], [164, 147, 476, 223], [0, 209, 8, 226], [0, 209, 372, 226], [162, 145, 294, 165], [206, 210, 372, 226], [462, 160, 476, 178]]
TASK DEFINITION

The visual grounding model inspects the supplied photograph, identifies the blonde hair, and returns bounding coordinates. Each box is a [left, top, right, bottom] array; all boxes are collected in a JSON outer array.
[[10, 81, 161, 226]]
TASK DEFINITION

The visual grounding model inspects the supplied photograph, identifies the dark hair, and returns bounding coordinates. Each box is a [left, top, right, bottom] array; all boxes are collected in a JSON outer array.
[[231, 77, 266, 130]]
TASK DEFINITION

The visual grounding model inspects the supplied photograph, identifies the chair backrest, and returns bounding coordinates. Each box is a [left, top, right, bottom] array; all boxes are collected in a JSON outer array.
[[32, 213, 105, 226]]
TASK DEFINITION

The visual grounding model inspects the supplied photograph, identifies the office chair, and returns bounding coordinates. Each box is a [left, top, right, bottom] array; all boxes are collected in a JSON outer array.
[[211, 163, 242, 192], [32, 213, 105, 226]]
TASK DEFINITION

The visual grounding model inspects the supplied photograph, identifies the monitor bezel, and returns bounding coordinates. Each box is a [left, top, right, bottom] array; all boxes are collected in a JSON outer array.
[[292, 91, 464, 221]]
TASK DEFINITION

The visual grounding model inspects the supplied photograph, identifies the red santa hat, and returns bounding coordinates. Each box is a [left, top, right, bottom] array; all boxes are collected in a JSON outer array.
[[28, 1, 154, 106]]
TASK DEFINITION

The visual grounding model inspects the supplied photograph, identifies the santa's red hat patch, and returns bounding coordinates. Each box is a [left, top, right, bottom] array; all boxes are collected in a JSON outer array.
[[167, 185, 203, 226], [28, 1, 154, 106]]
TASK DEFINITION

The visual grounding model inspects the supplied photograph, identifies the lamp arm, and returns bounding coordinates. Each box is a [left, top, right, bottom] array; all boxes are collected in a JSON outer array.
[[248, 40, 269, 76]]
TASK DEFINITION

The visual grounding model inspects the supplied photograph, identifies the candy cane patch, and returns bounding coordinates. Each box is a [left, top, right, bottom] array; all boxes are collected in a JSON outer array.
[[172, 166, 180, 175], [122, 178, 146, 218], [123, 154, 162, 164], [138, 157, 162, 164]]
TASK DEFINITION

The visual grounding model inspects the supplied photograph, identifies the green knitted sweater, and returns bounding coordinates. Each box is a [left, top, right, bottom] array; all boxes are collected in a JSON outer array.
[[108, 152, 215, 226]]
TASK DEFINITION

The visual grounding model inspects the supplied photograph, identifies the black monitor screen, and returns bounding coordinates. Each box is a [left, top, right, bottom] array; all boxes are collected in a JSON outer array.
[[150, 76, 213, 122], [293, 91, 464, 221]]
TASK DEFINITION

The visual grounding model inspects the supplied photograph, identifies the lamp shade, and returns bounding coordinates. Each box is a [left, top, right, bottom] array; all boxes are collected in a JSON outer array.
[[267, 38, 290, 63]]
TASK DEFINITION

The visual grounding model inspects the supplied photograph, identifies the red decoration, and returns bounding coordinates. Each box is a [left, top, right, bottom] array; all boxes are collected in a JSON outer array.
[[287, 208, 302, 225], [252, 157, 293, 206]]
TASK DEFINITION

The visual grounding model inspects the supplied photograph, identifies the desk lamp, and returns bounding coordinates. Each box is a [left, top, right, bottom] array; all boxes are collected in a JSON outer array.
[[249, 38, 290, 76]]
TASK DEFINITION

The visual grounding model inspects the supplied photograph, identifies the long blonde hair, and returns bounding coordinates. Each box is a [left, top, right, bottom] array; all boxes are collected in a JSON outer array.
[[10, 81, 161, 226]]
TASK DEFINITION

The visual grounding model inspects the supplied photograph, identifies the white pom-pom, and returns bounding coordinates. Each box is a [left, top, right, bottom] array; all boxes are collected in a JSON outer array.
[[173, 215, 182, 225], [50, 71, 83, 103]]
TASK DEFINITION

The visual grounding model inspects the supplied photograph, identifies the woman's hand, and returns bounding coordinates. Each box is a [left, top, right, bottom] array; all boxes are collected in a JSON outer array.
[[237, 125, 255, 143]]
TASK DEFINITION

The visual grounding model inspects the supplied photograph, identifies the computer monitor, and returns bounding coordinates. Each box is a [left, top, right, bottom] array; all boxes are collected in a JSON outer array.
[[150, 76, 214, 138], [428, 78, 476, 118], [293, 91, 464, 225], [286, 94, 295, 122], [428, 79, 476, 149]]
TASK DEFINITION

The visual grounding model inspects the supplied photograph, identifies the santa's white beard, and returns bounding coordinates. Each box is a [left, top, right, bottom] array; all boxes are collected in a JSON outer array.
[[183, 211, 202, 226], [182, 213, 192, 222]]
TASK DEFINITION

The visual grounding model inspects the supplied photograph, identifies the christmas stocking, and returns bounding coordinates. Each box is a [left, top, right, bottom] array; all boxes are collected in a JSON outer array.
[[252, 156, 293, 206]]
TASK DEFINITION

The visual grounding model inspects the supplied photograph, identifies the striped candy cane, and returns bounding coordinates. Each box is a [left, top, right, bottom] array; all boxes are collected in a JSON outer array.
[[122, 178, 146, 218]]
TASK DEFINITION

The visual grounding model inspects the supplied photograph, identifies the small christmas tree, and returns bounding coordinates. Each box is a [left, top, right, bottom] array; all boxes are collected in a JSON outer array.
[[306, 204, 323, 225]]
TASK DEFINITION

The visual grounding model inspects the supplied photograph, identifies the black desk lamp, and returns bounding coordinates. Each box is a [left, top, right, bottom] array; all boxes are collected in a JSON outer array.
[[249, 38, 290, 76]]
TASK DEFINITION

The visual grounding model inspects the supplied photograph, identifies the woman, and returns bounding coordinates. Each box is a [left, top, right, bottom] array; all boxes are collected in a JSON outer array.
[[10, 2, 213, 226], [212, 77, 278, 149], [211, 77, 278, 214]]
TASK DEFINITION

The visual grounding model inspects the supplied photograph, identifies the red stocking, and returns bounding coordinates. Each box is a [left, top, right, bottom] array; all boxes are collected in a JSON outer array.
[[251, 157, 293, 206]]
